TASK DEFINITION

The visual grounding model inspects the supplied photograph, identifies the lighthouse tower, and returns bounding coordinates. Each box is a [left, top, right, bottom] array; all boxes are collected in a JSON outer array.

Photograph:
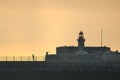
[[77, 31, 85, 51]]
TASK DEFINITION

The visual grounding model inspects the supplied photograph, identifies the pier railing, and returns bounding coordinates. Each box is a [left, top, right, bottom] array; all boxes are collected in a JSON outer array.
[[0, 56, 45, 61]]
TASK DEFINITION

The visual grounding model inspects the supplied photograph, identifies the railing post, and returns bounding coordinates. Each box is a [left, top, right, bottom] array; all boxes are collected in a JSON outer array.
[[43, 56, 44, 61], [6, 56, 7, 61], [13, 56, 15, 61], [36, 56, 37, 61], [28, 56, 30, 61], [21, 56, 22, 61]]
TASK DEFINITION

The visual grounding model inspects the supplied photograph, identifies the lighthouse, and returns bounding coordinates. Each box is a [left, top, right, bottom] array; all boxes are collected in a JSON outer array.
[[77, 31, 85, 51]]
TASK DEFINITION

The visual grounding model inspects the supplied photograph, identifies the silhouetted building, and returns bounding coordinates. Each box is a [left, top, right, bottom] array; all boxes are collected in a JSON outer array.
[[45, 31, 120, 62]]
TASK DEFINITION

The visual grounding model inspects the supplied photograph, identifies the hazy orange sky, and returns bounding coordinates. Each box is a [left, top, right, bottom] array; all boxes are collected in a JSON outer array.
[[0, 0, 120, 56]]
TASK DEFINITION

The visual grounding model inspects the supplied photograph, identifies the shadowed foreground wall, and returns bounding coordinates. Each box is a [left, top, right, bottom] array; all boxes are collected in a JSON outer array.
[[0, 61, 120, 80], [0, 61, 120, 72]]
